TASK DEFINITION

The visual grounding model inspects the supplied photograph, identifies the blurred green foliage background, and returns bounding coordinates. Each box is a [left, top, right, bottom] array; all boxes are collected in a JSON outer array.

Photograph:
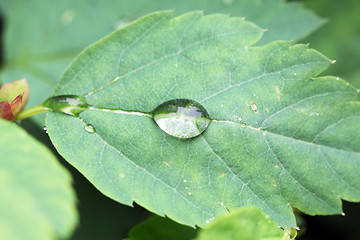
[[303, 0, 360, 89]]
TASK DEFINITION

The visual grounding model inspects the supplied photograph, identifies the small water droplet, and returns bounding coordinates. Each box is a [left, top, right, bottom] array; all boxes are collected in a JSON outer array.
[[233, 115, 242, 121], [206, 220, 210, 224], [336, 77, 340, 80], [152, 99, 211, 139], [240, 123, 246, 128], [294, 73, 297, 76], [183, 179, 187, 183], [85, 124, 95, 133], [253, 93, 256, 97], [284, 227, 297, 239], [188, 192, 192, 196]]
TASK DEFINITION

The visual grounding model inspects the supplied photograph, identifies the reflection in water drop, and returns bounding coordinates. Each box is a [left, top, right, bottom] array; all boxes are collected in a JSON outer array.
[[152, 99, 211, 139], [84, 124, 95, 133]]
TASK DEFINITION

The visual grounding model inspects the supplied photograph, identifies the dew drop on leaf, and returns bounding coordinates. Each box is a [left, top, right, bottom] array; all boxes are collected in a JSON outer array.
[[43, 95, 89, 117], [84, 124, 95, 133], [152, 99, 211, 139], [284, 227, 297, 239]]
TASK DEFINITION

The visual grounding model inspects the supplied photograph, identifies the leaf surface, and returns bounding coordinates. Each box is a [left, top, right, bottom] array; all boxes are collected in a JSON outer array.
[[0, 0, 324, 123], [0, 119, 77, 239], [45, 11, 360, 228]]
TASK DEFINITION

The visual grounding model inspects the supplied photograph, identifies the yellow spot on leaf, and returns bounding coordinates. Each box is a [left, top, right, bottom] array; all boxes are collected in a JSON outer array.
[[251, 102, 258, 113], [220, 172, 227, 177], [276, 85, 281, 101]]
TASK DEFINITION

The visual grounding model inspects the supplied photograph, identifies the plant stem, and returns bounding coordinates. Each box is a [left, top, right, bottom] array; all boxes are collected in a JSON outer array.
[[16, 104, 50, 120]]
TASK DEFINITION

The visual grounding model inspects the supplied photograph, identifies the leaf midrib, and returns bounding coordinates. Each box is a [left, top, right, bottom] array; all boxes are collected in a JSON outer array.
[[82, 92, 360, 156]]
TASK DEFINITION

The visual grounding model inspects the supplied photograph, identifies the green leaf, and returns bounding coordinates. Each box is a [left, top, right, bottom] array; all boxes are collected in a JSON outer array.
[[125, 207, 290, 240], [125, 215, 197, 240], [0, 0, 324, 124], [0, 119, 78, 239], [45, 11, 360, 228], [195, 207, 284, 240]]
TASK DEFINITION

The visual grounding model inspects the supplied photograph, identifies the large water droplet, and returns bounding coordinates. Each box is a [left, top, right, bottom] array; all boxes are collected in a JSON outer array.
[[152, 99, 211, 139], [43, 95, 89, 117]]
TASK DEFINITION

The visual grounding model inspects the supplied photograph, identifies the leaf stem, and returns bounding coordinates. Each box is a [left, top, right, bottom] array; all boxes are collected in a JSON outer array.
[[16, 104, 50, 120]]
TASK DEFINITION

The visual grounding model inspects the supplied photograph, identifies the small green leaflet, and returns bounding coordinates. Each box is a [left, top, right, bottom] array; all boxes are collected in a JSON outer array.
[[46, 11, 360, 228], [195, 207, 286, 240], [125, 207, 289, 240]]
